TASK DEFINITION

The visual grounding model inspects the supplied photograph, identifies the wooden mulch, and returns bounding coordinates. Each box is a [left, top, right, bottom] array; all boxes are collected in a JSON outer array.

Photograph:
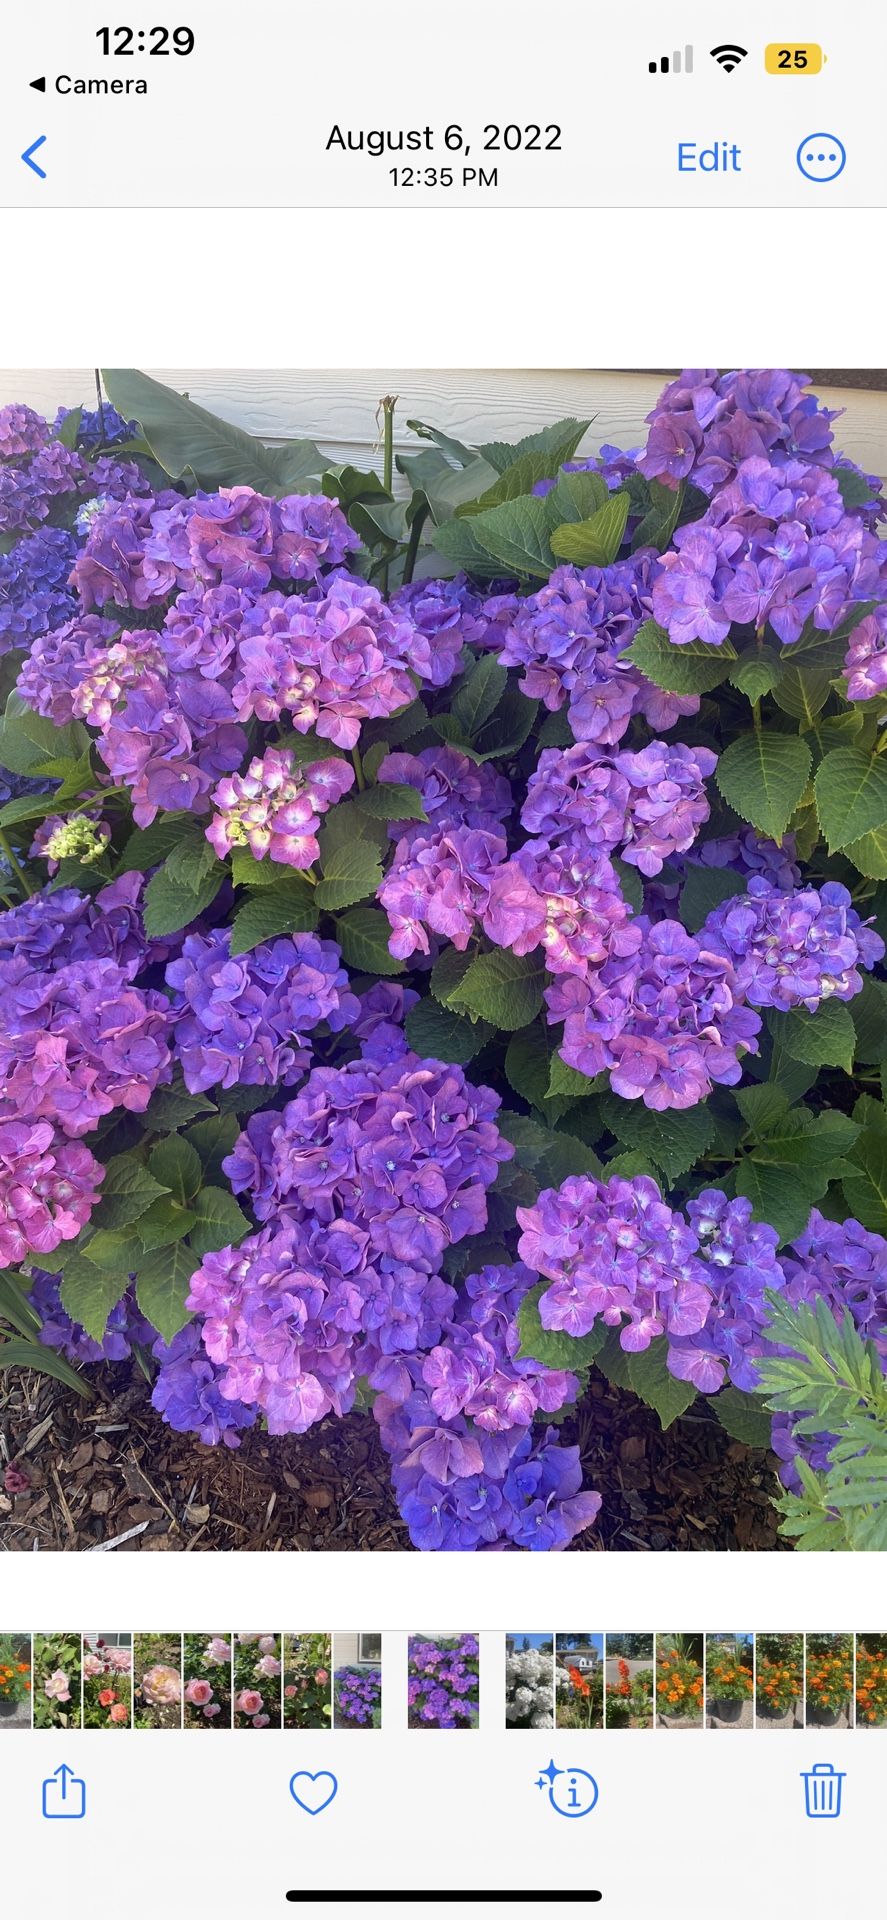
[[0, 1363, 786, 1553]]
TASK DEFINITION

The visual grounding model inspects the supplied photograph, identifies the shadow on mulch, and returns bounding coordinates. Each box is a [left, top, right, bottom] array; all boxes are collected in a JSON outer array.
[[0, 1362, 787, 1552]]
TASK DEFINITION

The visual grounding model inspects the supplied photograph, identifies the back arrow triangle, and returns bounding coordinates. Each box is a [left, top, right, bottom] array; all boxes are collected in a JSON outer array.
[[30, 76, 47, 92], [22, 135, 47, 178]]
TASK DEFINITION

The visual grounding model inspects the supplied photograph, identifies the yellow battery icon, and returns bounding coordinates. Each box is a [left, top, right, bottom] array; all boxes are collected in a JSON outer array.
[[765, 43, 824, 72]]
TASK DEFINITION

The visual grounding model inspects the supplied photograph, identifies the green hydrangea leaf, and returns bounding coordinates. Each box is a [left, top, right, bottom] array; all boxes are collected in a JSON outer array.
[[148, 1134, 203, 1205], [626, 1342, 697, 1430], [449, 948, 546, 1030], [627, 620, 736, 695], [354, 782, 428, 822], [335, 907, 404, 975], [229, 875, 319, 954], [187, 1186, 251, 1260], [713, 1387, 773, 1448], [768, 1002, 856, 1072], [404, 997, 495, 1064], [814, 747, 887, 851], [549, 491, 630, 567], [135, 1244, 195, 1345], [314, 840, 382, 911], [59, 1260, 128, 1345], [716, 733, 812, 840]]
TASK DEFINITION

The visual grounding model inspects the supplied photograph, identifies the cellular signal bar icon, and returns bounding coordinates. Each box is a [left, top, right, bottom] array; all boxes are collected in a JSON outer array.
[[649, 45, 694, 73]]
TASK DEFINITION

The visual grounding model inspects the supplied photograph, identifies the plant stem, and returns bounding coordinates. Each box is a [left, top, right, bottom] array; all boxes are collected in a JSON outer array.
[[402, 502, 429, 586], [0, 828, 35, 896], [752, 697, 762, 732], [351, 745, 366, 791], [379, 393, 397, 593]]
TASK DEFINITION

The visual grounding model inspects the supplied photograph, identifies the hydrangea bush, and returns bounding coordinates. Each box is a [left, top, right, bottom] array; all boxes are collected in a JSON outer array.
[[1, 370, 887, 1551], [407, 1632, 480, 1727]]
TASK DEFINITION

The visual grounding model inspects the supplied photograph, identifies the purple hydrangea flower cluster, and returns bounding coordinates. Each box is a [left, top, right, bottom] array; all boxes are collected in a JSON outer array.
[[224, 1030, 511, 1261], [53, 403, 135, 449], [639, 369, 838, 494], [335, 1666, 381, 1726], [649, 444, 887, 656], [231, 573, 427, 748], [389, 572, 493, 686], [0, 1122, 104, 1267], [0, 527, 78, 653], [408, 1635, 479, 1726], [417, 1262, 578, 1431], [150, 1321, 257, 1450], [516, 1173, 711, 1346], [376, 745, 513, 958], [0, 956, 172, 1137], [665, 1190, 783, 1392], [684, 827, 801, 894], [487, 558, 701, 744], [30, 809, 112, 873], [28, 1268, 155, 1364], [843, 608, 887, 700], [183, 1033, 511, 1436], [549, 918, 761, 1110], [0, 404, 51, 460], [778, 1210, 887, 1359], [165, 927, 359, 1093], [376, 1394, 602, 1550], [483, 838, 641, 977], [703, 877, 884, 1012], [97, 669, 248, 827], [0, 875, 152, 978], [71, 486, 360, 611], [206, 745, 354, 865]]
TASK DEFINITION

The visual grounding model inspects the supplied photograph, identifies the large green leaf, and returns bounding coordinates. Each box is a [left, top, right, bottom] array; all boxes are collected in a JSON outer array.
[[843, 825, 887, 880], [116, 813, 204, 874], [0, 690, 90, 776], [353, 782, 427, 823], [89, 1153, 168, 1230], [476, 417, 590, 473], [549, 492, 630, 567], [455, 451, 568, 517], [497, 1111, 602, 1186], [435, 494, 554, 580], [314, 840, 382, 911], [599, 1098, 714, 1182], [735, 1157, 821, 1243], [626, 1343, 697, 1430], [143, 856, 226, 937], [768, 1002, 856, 1073], [713, 1387, 773, 1448], [450, 948, 546, 1029], [772, 664, 832, 726], [102, 369, 324, 494], [404, 997, 495, 1064], [335, 907, 404, 976], [229, 875, 319, 954], [187, 1187, 251, 1260], [814, 747, 887, 851], [715, 733, 812, 840], [135, 1245, 195, 1345], [627, 620, 736, 695], [450, 655, 508, 736], [148, 1134, 203, 1205], [545, 468, 608, 524], [842, 1128, 887, 1233], [135, 1198, 197, 1253], [60, 1261, 128, 1345]]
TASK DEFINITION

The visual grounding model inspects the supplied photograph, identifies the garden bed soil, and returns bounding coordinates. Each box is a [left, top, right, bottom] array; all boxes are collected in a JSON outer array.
[[1, 1361, 787, 1553]]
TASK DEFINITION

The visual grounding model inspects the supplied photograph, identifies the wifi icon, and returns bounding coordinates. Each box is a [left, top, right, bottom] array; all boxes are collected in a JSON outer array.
[[710, 43, 748, 72]]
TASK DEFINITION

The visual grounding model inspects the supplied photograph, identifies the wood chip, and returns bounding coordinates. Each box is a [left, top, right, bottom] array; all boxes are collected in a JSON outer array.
[[303, 1486, 333, 1509], [88, 1520, 150, 1552]]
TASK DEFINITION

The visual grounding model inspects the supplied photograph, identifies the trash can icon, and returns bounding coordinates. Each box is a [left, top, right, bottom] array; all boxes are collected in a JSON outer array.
[[801, 1762, 845, 1819]]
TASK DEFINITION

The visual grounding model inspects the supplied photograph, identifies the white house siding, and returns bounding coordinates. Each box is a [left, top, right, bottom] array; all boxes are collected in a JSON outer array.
[[1, 369, 886, 481]]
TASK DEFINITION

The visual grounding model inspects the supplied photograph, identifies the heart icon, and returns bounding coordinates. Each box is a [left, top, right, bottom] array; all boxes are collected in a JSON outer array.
[[289, 1770, 338, 1816]]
